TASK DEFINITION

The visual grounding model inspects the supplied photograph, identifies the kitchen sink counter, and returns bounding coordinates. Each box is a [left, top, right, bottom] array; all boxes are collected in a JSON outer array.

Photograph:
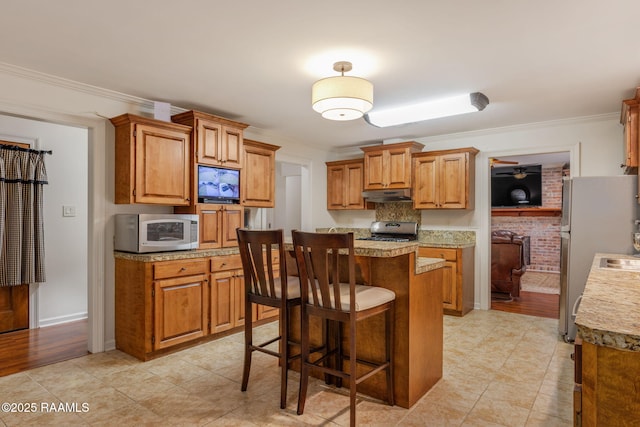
[[575, 253, 640, 351]]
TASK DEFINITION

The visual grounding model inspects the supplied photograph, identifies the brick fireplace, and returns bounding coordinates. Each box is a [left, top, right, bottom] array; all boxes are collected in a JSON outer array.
[[491, 165, 564, 272]]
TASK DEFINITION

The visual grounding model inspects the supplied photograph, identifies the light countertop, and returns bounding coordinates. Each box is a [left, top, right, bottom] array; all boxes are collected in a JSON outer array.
[[115, 240, 446, 275], [575, 253, 640, 351]]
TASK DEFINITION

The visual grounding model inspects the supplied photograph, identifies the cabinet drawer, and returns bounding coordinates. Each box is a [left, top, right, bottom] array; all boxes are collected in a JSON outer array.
[[153, 259, 208, 280], [211, 254, 243, 272], [420, 247, 458, 261]]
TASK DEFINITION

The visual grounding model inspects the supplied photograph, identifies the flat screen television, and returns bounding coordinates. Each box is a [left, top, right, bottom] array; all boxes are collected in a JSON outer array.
[[197, 165, 240, 204], [491, 165, 542, 207]]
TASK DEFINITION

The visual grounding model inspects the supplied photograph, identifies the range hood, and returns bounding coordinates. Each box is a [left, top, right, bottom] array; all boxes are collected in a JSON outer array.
[[362, 188, 412, 203]]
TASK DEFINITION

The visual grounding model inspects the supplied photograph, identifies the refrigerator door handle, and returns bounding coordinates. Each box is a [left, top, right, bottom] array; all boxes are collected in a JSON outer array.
[[571, 294, 583, 317]]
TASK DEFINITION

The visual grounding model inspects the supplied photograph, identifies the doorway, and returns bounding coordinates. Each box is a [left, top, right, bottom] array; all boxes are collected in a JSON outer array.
[[0, 114, 89, 368], [489, 151, 569, 318]]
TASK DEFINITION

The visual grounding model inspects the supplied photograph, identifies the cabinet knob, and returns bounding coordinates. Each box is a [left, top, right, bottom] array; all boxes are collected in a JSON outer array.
[[180, 267, 186, 272]]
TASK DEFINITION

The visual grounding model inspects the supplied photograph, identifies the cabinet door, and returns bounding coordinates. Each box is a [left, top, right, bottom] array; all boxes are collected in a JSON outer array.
[[412, 156, 438, 209], [345, 162, 366, 209], [387, 146, 412, 188], [243, 143, 275, 207], [198, 206, 222, 249], [196, 119, 222, 165], [438, 153, 467, 209], [419, 247, 459, 312], [622, 101, 639, 171], [134, 124, 190, 205], [221, 126, 243, 168], [153, 274, 207, 350], [210, 270, 235, 334], [327, 164, 347, 209], [441, 261, 458, 311], [221, 205, 243, 248], [364, 150, 386, 189]]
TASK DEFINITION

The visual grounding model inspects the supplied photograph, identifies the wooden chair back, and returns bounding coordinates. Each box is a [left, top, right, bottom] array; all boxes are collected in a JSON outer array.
[[292, 230, 355, 317], [237, 228, 287, 303]]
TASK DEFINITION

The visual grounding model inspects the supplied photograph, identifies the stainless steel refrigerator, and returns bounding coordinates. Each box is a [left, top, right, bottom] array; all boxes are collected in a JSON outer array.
[[559, 175, 639, 342]]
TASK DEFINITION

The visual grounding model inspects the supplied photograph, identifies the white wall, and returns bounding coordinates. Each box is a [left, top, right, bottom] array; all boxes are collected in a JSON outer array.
[[0, 114, 88, 326], [0, 63, 627, 352]]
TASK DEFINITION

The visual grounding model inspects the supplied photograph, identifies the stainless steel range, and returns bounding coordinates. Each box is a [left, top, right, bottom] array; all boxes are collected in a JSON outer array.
[[357, 221, 418, 242]]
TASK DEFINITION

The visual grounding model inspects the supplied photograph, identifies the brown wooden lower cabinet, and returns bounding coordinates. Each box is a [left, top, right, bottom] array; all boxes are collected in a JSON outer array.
[[577, 339, 640, 426], [115, 252, 279, 361], [419, 246, 474, 316]]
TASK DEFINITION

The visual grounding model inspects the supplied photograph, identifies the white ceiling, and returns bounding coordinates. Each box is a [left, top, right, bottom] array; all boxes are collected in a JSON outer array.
[[2, 0, 640, 150]]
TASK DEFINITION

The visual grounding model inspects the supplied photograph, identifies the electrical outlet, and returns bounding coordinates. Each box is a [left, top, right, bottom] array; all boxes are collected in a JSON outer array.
[[62, 205, 76, 217]]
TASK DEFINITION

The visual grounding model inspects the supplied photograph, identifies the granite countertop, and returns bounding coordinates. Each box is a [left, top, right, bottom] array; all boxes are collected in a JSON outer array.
[[418, 240, 476, 249], [575, 253, 640, 351], [116, 240, 446, 275], [114, 247, 240, 262]]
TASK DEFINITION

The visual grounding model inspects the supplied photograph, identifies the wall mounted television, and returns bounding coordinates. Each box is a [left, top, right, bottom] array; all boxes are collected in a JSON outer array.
[[197, 165, 240, 204], [491, 165, 542, 207]]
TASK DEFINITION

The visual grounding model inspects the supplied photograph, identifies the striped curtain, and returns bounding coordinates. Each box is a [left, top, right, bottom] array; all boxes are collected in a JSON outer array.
[[0, 146, 49, 286]]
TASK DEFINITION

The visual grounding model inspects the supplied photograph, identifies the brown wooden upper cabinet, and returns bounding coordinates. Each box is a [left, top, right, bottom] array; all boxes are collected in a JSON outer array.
[[361, 141, 425, 190], [412, 147, 478, 209], [111, 114, 192, 205], [621, 89, 639, 175], [172, 110, 248, 168], [242, 139, 280, 207], [326, 159, 372, 210]]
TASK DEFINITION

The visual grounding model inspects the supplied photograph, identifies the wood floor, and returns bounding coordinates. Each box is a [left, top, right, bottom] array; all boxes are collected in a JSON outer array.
[[0, 319, 88, 377], [491, 290, 560, 319]]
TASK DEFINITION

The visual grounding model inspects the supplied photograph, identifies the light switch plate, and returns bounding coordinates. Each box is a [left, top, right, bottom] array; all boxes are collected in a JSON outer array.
[[62, 205, 76, 217]]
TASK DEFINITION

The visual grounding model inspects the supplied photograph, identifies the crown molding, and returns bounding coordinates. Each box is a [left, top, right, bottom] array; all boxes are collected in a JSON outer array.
[[0, 62, 186, 116]]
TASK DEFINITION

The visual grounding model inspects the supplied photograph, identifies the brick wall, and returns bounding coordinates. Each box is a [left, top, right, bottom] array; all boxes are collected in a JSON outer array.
[[491, 165, 563, 272]]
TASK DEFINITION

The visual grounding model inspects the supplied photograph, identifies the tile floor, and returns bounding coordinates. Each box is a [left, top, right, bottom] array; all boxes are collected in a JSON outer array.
[[0, 310, 574, 426]]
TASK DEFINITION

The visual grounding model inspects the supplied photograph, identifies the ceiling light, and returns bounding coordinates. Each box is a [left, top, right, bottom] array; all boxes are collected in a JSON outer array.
[[311, 61, 373, 121], [364, 92, 489, 127]]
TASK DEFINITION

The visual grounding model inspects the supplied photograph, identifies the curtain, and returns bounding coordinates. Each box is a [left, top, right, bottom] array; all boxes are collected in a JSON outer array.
[[0, 145, 49, 287]]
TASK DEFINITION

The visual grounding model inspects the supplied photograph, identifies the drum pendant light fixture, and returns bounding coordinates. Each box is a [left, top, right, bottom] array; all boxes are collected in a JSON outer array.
[[312, 61, 373, 121]]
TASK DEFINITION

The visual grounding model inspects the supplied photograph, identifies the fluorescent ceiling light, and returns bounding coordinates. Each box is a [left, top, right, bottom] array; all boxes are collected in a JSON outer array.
[[364, 92, 489, 127]]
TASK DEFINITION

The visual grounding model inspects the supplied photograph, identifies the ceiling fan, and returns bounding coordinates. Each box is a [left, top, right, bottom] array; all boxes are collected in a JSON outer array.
[[494, 166, 541, 179], [489, 157, 519, 168]]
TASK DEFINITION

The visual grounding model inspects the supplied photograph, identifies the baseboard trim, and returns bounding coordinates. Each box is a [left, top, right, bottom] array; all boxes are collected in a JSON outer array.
[[39, 312, 88, 328]]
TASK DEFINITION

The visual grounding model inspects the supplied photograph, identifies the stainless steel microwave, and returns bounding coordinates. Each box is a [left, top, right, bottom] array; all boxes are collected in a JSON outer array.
[[114, 214, 199, 253]]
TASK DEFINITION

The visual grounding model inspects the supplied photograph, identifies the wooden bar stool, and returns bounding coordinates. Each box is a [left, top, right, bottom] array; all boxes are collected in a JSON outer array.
[[291, 230, 396, 427], [237, 228, 301, 409]]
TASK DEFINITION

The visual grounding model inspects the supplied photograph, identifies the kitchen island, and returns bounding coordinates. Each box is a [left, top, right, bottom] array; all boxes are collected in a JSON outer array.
[[574, 253, 640, 426], [285, 240, 446, 409], [114, 238, 447, 408]]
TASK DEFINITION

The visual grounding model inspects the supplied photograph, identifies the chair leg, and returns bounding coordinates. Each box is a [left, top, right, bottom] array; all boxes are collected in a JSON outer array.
[[335, 320, 343, 388], [280, 306, 289, 409], [349, 321, 357, 427], [297, 308, 310, 415], [386, 305, 395, 406], [241, 314, 252, 392], [323, 319, 332, 385]]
